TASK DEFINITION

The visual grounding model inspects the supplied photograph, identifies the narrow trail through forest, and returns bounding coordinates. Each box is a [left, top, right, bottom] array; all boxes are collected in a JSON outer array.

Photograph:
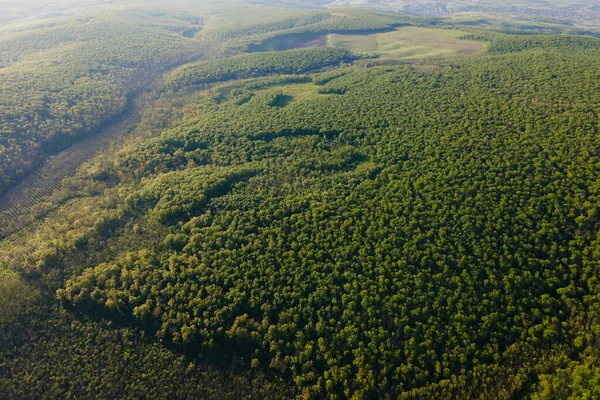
[[0, 48, 209, 239], [0, 103, 138, 235]]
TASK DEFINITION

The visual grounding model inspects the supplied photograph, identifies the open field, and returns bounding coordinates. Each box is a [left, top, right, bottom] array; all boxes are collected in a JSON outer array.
[[445, 12, 600, 35], [328, 26, 485, 60]]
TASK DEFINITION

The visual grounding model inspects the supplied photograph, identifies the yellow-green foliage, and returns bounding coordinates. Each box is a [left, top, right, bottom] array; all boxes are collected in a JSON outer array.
[[328, 26, 485, 60], [3, 9, 600, 399], [0, 269, 39, 324], [55, 35, 600, 398], [0, 10, 203, 197]]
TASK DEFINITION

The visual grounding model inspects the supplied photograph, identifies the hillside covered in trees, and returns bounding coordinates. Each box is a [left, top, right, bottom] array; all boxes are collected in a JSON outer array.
[[2, 2, 600, 399], [0, 10, 207, 197]]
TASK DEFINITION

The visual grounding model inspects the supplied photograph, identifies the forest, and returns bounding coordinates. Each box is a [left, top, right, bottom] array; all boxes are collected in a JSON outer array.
[[1, 2, 600, 399], [0, 10, 206, 197], [165, 48, 357, 89]]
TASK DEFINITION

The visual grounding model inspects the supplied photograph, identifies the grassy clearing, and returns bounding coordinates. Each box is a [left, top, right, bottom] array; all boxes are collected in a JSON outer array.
[[270, 82, 324, 102], [328, 26, 485, 60], [239, 81, 328, 104]]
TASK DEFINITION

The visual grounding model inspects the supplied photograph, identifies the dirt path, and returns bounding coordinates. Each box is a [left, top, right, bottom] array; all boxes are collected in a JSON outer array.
[[0, 103, 138, 235], [0, 46, 211, 239]]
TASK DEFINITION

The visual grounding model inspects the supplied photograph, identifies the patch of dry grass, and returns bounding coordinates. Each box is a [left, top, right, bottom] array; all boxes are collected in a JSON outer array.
[[328, 26, 485, 60]]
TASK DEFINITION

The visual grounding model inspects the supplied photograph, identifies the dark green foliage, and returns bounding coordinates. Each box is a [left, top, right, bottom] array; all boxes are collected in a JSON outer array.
[[0, 310, 291, 399], [459, 31, 600, 54], [51, 33, 600, 398], [0, 11, 204, 197], [128, 166, 260, 224], [3, 8, 600, 399], [166, 47, 356, 89]]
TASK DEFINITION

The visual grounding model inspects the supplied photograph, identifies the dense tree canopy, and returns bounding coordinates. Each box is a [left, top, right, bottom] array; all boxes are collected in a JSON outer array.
[[0, 11, 205, 197], [165, 48, 357, 89], [2, 7, 600, 399]]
